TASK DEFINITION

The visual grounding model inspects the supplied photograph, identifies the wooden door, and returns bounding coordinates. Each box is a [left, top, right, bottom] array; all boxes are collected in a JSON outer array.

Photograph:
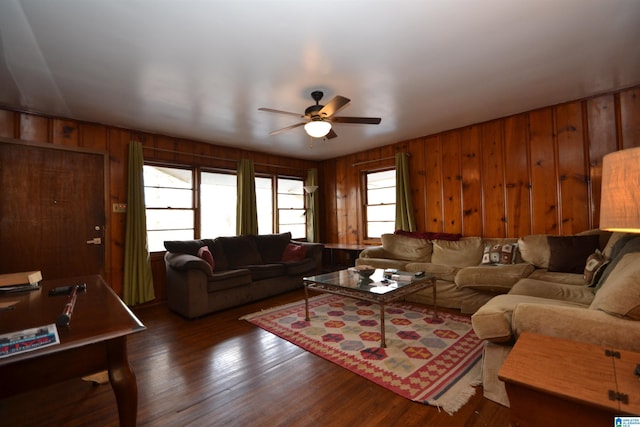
[[0, 142, 105, 279]]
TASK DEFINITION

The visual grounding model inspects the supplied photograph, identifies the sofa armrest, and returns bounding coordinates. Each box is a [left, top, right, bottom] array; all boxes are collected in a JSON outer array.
[[513, 303, 640, 352], [291, 241, 324, 273], [358, 246, 387, 259], [164, 252, 212, 275]]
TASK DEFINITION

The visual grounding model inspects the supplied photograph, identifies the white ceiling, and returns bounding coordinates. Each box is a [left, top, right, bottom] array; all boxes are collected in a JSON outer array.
[[1, 1, 639, 160]]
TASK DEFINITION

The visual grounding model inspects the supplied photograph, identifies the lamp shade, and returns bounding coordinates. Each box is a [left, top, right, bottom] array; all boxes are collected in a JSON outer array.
[[303, 185, 319, 194], [600, 146, 640, 233], [304, 120, 331, 138]]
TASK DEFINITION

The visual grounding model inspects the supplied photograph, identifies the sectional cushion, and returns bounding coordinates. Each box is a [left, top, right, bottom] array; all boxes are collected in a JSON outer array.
[[590, 251, 640, 319], [253, 232, 292, 263], [215, 235, 263, 268], [517, 234, 550, 269], [431, 237, 483, 267], [455, 263, 535, 292], [381, 233, 432, 261]]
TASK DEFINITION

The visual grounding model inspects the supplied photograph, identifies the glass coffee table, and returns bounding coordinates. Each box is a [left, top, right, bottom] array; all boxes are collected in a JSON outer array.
[[303, 269, 437, 348]]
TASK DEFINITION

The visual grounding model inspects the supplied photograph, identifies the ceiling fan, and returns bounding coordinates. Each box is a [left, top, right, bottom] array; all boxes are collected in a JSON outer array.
[[259, 91, 381, 139]]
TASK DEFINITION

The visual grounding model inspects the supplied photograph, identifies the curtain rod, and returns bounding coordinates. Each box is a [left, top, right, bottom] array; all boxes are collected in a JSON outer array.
[[142, 145, 310, 172], [351, 152, 409, 167]]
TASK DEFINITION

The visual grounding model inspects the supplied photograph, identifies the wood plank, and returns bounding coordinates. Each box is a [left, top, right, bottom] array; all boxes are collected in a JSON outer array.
[[619, 87, 640, 148], [555, 101, 589, 234], [587, 94, 618, 229], [460, 126, 483, 236], [441, 131, 462, 234], [480, 121, 506, 237], [0, 290, 511, 426], [503, 114, 532, 237], [424, 135, 443, 232], [529, 108, 559, 234]]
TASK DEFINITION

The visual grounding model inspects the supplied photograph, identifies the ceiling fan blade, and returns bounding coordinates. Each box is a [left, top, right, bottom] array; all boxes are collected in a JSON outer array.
[[258, 107, 304, 118], [269, 122, 306, 135], [318, 95, 350, 118], [325, 129, 338, 139], [331, 116, 382, 125]]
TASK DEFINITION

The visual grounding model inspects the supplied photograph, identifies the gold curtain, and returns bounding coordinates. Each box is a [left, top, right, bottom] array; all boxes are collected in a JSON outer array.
[[236, 159, 258, 235], [395, 152, 416, 231], [305, 168, 319, 242], [123, 141, 155, 305]]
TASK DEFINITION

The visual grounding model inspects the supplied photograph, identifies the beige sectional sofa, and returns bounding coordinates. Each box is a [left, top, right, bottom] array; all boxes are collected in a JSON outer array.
[[471, 233, 640, 406], [356, 230, 610, 314]]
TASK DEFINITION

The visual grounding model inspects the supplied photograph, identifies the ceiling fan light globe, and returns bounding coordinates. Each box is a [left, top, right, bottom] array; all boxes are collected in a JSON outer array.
[[304, 121, 332, 138]]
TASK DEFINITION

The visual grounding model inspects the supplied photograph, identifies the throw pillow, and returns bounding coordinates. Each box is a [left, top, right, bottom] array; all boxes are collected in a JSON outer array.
[[583, 250, 609, 286], [282, 243, 307, 261], [481, 243, 518, 265], [547, 235, 600, 274], [197, 245, 215, 272]]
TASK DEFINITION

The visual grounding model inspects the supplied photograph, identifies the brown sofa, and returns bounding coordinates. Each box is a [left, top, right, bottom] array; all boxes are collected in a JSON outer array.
[[471, 232, 640, 406], [164, 232, 323, 318]]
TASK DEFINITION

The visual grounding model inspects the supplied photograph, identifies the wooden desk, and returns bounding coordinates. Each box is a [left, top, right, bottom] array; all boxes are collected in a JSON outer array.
[[499, 332, 640, 427], [323, 243, 370, 270], [0, 275, 145, 427]]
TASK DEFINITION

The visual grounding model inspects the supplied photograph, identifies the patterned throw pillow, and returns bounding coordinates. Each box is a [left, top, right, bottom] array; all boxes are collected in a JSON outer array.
[[481, 243, 518, 265], [584, 250, 609, 287]]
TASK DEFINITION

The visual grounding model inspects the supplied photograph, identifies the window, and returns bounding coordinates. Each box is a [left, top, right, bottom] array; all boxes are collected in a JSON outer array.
[[143, 164, 307, 251], [144, 165, 194, 252], [256, 176, 274, 234], [364, 169, 396, 238], [200, 171, 236, 238], [277, 177, 305, 239]]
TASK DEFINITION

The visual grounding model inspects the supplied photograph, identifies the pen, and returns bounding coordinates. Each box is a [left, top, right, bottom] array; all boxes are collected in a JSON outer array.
[[56, 284, 81, 326]]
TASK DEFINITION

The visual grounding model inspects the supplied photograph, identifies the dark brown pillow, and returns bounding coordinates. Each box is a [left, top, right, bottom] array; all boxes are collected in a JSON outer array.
[[547, 235, 600, 274]]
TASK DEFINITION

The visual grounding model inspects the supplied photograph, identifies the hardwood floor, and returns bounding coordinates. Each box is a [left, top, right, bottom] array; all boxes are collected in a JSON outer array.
[[0, 290, 511, 426]]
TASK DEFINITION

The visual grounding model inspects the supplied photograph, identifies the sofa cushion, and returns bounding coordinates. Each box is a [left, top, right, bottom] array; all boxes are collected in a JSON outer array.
[[282, 243, 307, 261], [281, 258, 316, 276], [355, 257, 409, 271], [547, 235, 600, 274], [244, 264, 286, 281], [431, 237, 483, 267], [517, 234, 550, 269], [455, 263, 535, 292], [164, 239, 213, 256], [215, 235, 263, 268], [206, 269, 252, 292], [472, 294, 585, 342], [406, 262, 460, 282], [509, 278, 595, 306], [253, 232, 292, 263], [381, 233, 432, 261], [590, 251, 640, 320], [526, 269, 587, 285]]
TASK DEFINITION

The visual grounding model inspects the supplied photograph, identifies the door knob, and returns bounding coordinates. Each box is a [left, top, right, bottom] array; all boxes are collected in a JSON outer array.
[[86, 237, 102, 245]]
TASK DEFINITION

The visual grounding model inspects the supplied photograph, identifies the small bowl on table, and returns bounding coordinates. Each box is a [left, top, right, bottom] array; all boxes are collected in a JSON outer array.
[[354, 265, 376, 281]]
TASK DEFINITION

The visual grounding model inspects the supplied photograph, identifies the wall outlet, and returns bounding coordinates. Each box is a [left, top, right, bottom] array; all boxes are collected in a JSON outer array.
[[113, 203, 127, 213]]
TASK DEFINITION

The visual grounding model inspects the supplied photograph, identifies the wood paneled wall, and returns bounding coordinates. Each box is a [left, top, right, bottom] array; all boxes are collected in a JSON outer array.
[[319, 86, 640, 245], [0, 85, 637, 301], [0, 111, 316, 299]]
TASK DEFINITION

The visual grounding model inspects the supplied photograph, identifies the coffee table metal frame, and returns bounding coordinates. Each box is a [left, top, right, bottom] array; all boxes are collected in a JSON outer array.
[[303, 269, 438, 348]]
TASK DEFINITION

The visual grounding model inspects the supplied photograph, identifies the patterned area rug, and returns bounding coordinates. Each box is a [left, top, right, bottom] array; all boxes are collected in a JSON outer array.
[[241, 294, 483, 414]]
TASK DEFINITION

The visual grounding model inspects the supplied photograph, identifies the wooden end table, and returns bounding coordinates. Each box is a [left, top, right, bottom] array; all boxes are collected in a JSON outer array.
[[499, 332, 640, 427]]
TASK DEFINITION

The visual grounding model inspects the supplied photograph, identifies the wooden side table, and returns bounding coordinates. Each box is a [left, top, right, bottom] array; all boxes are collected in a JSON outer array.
[[498, 332, 640, 427]]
